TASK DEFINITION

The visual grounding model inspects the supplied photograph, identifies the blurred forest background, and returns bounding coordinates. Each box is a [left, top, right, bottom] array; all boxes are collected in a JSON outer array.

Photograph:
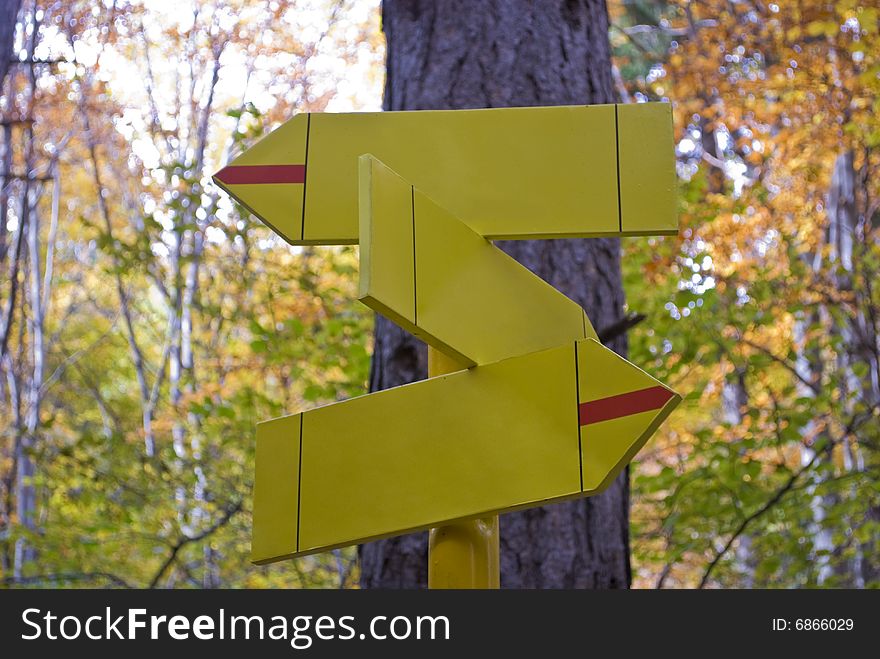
[[0, 0, 877, 589]]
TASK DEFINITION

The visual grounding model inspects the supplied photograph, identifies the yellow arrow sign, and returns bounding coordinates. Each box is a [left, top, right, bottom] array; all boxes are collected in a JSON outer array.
[[359, 156, 594, 367], [253, 339, 678, 563], [214, 103, 677, 245], [212, 103, 681, 565]]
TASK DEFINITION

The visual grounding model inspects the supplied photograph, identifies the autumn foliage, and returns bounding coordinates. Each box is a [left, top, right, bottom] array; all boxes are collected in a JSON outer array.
[[615, 0, 880, 587]]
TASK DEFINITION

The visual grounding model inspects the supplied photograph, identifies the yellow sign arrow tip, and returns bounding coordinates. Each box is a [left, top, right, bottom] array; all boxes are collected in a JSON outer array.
[[212, 114, 310, 244], [577, 338, 681, 493]]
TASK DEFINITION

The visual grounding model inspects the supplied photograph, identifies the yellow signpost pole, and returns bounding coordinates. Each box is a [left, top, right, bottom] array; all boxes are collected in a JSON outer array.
[[426, 346, 500, 589]]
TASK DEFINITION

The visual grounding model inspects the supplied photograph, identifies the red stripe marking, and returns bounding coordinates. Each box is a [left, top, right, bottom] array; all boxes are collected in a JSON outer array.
[[579, 386, 675, 426], [214, 164, 306, 185]]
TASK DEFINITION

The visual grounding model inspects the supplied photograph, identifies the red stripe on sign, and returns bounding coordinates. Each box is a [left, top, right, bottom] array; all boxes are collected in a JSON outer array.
[[214, 164, 306, 185], [579, 386, 675, 426]]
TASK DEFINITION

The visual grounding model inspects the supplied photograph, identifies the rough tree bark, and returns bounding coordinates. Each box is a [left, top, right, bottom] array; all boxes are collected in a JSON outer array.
[[360, 0, 631, 589]]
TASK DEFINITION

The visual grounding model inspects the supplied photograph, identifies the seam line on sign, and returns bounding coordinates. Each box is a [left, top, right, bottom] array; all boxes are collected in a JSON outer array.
[[614, 104, 622, 234], [581, 311, 587, 339], [411, 186, 417, 326], [296, 413, 303, 552], [300, 114, 311, 242], [574, 341, 583, 492]]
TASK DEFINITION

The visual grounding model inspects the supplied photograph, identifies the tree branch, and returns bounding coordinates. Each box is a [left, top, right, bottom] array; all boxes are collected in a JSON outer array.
[[147, 500, 242, 589], [597, 312, 647, 343], [738, 335, 821, 395], [698, 441, 832, 588]]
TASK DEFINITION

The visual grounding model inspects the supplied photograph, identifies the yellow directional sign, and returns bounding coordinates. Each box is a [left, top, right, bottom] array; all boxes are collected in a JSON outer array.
[[213, 103, 682, 570], [214, 103, 677, 245], [253, 339, 678, 562], [359, 156, 595, 367]]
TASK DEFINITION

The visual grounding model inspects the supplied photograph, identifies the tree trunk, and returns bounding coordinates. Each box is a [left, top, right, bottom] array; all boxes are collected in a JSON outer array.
[[0, 0, 21, 91], [9, 2, 39, 581], [722, 371, 755, 586], [823, 151, 877, 587], [360, 0, 630, 589]]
